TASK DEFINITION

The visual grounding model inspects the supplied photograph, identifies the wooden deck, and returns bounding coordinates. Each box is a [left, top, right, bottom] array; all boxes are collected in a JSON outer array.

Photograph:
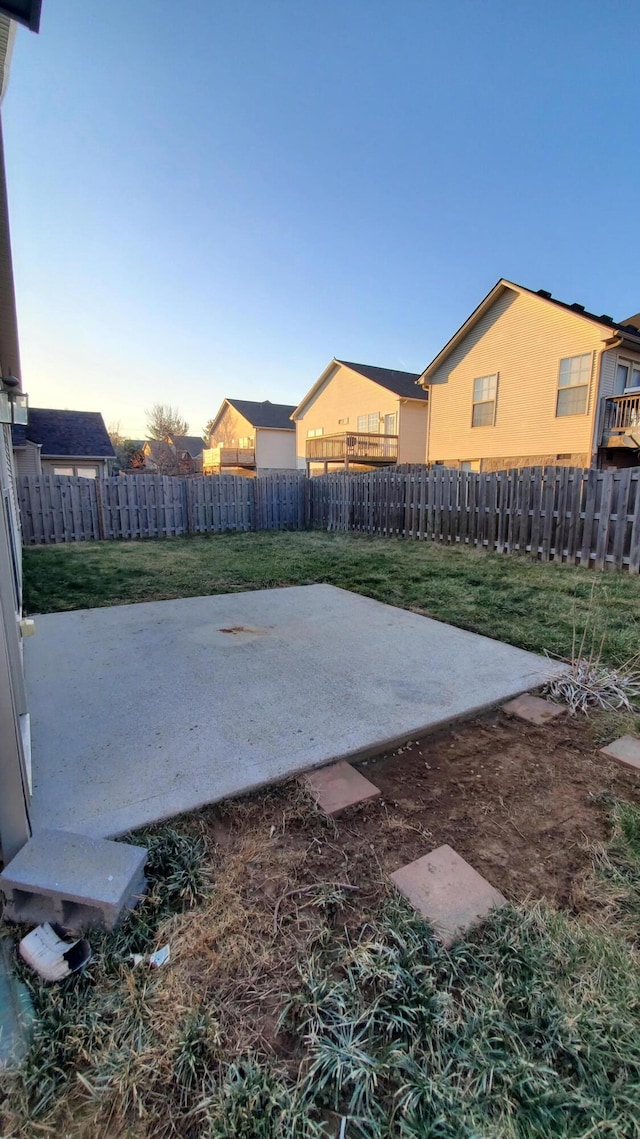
[[306, 431, 398, 465], [602, 393, 640, 445]]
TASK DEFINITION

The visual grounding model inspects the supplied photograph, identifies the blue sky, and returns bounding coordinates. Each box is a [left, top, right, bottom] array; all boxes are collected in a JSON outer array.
[[3, 0, 639, 438]]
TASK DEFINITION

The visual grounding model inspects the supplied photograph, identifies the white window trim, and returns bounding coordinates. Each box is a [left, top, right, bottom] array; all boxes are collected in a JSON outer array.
[[357, 412, 381, 433], [306, 427, 324, 438], [555, 353, 592, 418], [52, 462, 102, 477], [614, 355, 640, 394], [471, 374, 498, 428]]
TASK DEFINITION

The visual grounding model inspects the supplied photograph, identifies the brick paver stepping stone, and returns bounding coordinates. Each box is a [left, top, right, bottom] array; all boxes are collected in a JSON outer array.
[[599, 735, 640, 772], [300, 761, 381, 816], [390, 844, 506, 947], [502, 693, 565, 726]]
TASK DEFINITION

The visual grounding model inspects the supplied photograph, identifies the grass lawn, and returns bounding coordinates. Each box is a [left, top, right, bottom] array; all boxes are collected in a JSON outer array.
[[24, 530, 640, 665]]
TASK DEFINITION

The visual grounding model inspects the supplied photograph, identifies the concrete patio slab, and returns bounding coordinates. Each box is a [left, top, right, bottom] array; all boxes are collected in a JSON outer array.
[[390, 844, 507, 946], [502, 693, 565, 726], [25, 584, 566, 838], [599, 735, 640, 772], [300, 761, 381, 816]]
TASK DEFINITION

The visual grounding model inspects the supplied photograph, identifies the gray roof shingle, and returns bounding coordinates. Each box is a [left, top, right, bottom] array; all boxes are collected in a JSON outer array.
[[336, 361, 425, 399], [226, 399, 296, 429], [171, 435, 205, 457], [12, 409, 115, 457]]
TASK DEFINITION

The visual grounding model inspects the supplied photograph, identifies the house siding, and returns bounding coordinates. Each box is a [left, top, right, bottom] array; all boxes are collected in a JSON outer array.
[[295, 364, 402, 465], [255, 428, 296, 473], [398, 400, 428, 463], [13, 440, 40, 478], [598, 349, 617, 400], [210, 405, 255, 448], [427, 287, 608, 468]]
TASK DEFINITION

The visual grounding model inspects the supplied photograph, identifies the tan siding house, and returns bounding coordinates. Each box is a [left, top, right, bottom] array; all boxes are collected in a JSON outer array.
[[419, 280, 640, 471], [202, 398, 296, 476], [292, 359, 428, 474]]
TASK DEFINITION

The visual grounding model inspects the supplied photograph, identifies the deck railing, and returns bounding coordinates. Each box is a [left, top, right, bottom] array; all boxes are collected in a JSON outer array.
[[306, 431, 398, 463], [219, 448, 256, 467], [601, 392, 640, 441]]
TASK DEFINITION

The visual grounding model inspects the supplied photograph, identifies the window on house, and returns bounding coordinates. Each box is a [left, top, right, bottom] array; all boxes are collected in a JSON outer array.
[[556, 354, 591, 416], [77, 467, 97, 479], [471, 375, 498, 426], [306, 427, 323, 437], [357, 413, 380, 433], [238, 437, 254, 448], [338, 417, 349, 425], [384, 412, 397, 434], [614, 358, 640, 395], [53, 466, 74, 476], [460, 460, 480, 471]]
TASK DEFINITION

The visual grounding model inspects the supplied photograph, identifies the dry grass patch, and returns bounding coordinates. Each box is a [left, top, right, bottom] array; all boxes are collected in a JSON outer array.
[[3, 739, 640, 1136]]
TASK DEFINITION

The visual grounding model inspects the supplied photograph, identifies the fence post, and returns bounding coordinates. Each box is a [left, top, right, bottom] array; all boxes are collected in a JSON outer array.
[[95, 478, 106, 541]]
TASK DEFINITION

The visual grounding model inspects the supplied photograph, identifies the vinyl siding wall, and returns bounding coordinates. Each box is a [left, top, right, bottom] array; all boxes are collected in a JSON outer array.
[[295, 363, 427, 465], [255, 428, 297, 472], [427, 288, 608, 468], [210, 406, 255, 448], [13, 441, 40, 478], [398, 400, 429, 463]]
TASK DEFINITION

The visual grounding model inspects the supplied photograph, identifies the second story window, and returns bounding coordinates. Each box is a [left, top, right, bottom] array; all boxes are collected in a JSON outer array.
[[306, 427, 323, 437], [614, 358, 640, 395], [471, 374, 498, 426], [556, 354, 591, 416], [357, 413, 380, 433]]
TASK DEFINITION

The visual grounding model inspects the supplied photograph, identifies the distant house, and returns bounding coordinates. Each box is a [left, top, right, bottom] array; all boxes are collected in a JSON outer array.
[[12, 409, 115, 479], [171, 435, 205, 472], [202, 399, 297, 476], [417, 279, 640, 471], [142, 435, 205, 474], [291, 359, 428, 474]]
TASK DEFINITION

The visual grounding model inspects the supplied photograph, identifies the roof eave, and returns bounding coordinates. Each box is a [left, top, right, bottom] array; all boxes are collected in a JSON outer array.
[[417, 279, 511, 386], [603, 332, 640, 351], [208, 398, 233, 436], [291, 359, 340, 421]]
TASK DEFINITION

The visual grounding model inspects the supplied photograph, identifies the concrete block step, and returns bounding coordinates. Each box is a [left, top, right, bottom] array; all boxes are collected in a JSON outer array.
[[0, 830, 147, 932]]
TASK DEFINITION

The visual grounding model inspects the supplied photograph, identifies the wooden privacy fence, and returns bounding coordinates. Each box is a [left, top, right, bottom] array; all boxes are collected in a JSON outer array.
[[17, 465, 640, 572], [17, 472, 306, 544], [308, 465, 640, 572]]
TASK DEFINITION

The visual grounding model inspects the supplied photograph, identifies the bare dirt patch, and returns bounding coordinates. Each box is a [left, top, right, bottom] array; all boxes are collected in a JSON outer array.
[[161, 706, 640, 1063], [359, 709, 640, 908]]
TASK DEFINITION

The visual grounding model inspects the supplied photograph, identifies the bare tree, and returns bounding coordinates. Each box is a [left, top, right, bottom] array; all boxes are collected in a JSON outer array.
[[146, 404, 189, 441], [202, 418, 216, 446], [108, 420, 124, 449]]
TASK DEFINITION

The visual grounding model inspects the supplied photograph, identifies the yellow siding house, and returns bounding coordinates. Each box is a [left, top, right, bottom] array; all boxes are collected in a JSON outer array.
[[418, 280, 640, 471], [292, 359, 428, 474], [202, 398, 297, 476]]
